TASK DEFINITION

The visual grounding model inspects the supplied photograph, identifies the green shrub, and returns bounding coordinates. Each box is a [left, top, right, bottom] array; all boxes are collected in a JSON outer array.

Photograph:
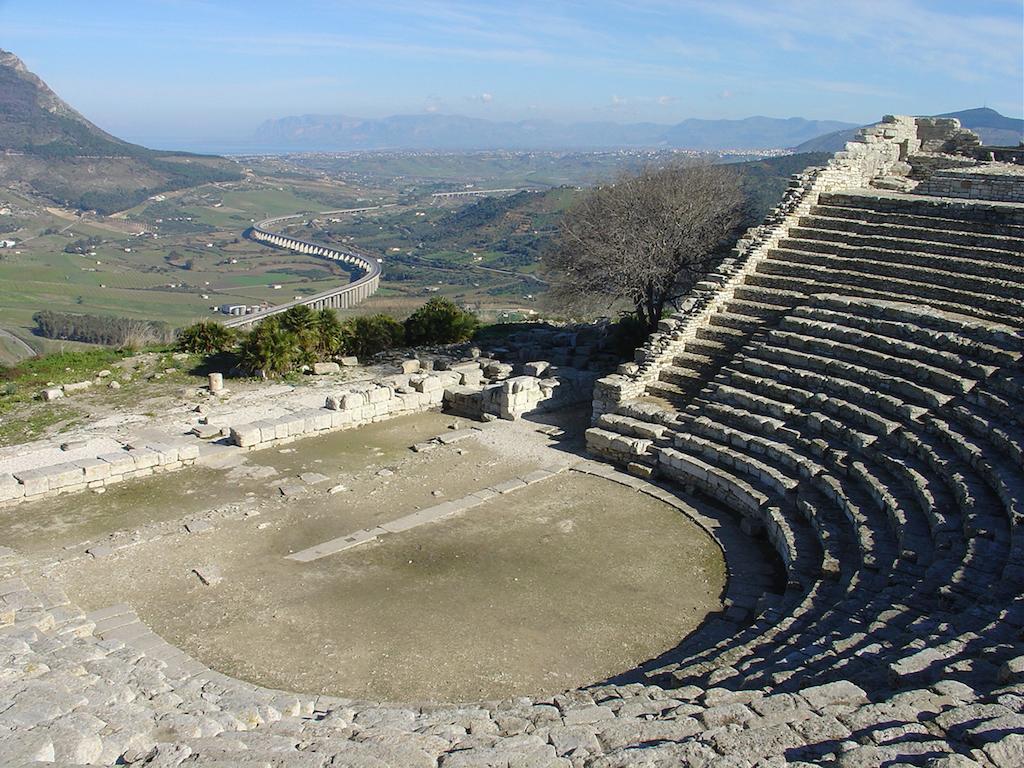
[[404, 298, 479, 346], [280, 305, 331, 366], [340, 314, 405, 359], [176, 321, 236, 354]]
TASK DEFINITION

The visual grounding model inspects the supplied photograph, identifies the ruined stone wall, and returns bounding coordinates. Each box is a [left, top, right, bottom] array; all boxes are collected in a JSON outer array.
[[228, 371, 455, 449], [0, 441, 200, 507], [915, 163, 1024, 203], [444, 368, 598, 421], [229, 363, 598, 450]]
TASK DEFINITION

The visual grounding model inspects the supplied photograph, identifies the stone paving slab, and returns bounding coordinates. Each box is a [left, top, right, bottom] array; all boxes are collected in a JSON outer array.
[[285, 527, 386, 562], [285, 467, 567, 563]]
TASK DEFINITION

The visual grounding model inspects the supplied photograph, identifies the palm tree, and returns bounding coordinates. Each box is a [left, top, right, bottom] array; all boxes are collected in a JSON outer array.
[[280, 305, 317, 335], [280, 305, 320, 366], [238, 318, 297, 378], [312, 308, 344, 358]]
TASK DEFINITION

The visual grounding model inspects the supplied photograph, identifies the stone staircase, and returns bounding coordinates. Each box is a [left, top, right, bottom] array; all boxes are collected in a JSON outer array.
[[638, 191, 1024, 410]]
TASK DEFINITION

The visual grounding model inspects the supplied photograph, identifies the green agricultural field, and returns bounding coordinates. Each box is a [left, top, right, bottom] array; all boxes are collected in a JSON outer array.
[[0, 150, 817, 347], [0, 176, 402, 338]]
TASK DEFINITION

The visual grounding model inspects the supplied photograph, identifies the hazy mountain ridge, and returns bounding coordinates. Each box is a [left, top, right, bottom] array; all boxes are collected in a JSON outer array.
[[792, 108, 1024, 153], [255, 113, 858, 152], [0, 49, 240, 214]]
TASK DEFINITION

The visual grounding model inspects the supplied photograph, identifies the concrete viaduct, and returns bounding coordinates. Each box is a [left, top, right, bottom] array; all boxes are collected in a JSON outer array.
[[223, 207, 385, 330]]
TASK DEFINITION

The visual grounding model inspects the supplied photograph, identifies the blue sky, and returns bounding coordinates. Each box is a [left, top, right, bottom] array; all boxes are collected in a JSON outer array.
[[2, 0, 1022, 146]]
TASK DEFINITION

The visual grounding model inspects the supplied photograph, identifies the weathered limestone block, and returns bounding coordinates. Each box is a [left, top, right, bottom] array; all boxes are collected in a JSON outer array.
[[485, 362, 514, 379], [412, 375, 442, 394], [177, 443, 200, 461], [313, 411, 332, 431], [0, 473, 25, 503], [193, 424, 221, 439], [45, 462, 86, 490], [40, 387, 64, 402], [400, 359, 420, 374], [129, 448, 161, 469], [368, 386, 391, 404], [98, 451, 136, 476], [286, 415, 308, 436], [998, 656, 1024, 684], [145, 442, 179, 464], [384, 374, 411, 390], [312, 362, 340, 375], [800, 681, 869, 711], [62, 381, 92, 393], [341, 391, 366, 411], [230, 424, 262, 448], [507, 376, 540, 394], [74, 458, 111, 482], [245, 419, 271, 443], [303, 413, 322, 433], [330, 410, 352, 428], [13, 468, 49, 496], [339, 356, 359, 366], [436, 371, 461, 388], [523, 361, 550, 377], [208, 372, 224, 392]]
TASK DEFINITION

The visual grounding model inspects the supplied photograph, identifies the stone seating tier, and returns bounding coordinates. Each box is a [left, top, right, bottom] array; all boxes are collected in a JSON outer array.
[[588, 287, 1024, 698]]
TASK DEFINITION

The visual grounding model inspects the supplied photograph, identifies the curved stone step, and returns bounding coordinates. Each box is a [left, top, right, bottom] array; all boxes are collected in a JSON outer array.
[[800, 212, 1024, 251], [813, 201, 1024, 238]]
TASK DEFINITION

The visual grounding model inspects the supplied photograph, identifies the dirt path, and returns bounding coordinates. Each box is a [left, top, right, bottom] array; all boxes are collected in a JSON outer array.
[[0, 328, 35, 362]]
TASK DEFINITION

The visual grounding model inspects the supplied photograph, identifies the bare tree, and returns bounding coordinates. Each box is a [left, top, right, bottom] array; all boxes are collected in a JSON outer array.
[[545, 162, 746, 331]]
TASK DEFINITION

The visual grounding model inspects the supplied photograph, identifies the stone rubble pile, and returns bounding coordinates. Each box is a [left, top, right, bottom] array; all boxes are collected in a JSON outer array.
[[482, 322, 621, 373]]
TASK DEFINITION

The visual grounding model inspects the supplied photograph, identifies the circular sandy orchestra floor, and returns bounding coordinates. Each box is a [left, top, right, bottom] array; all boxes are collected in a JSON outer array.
[[11, 409, 731, 701]]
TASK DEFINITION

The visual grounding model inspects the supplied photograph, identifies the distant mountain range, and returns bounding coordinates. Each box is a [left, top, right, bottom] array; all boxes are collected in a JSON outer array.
[[793, 108, 1024, 153], [253, 114, 859, 152], [0, 49, 239, 214]]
